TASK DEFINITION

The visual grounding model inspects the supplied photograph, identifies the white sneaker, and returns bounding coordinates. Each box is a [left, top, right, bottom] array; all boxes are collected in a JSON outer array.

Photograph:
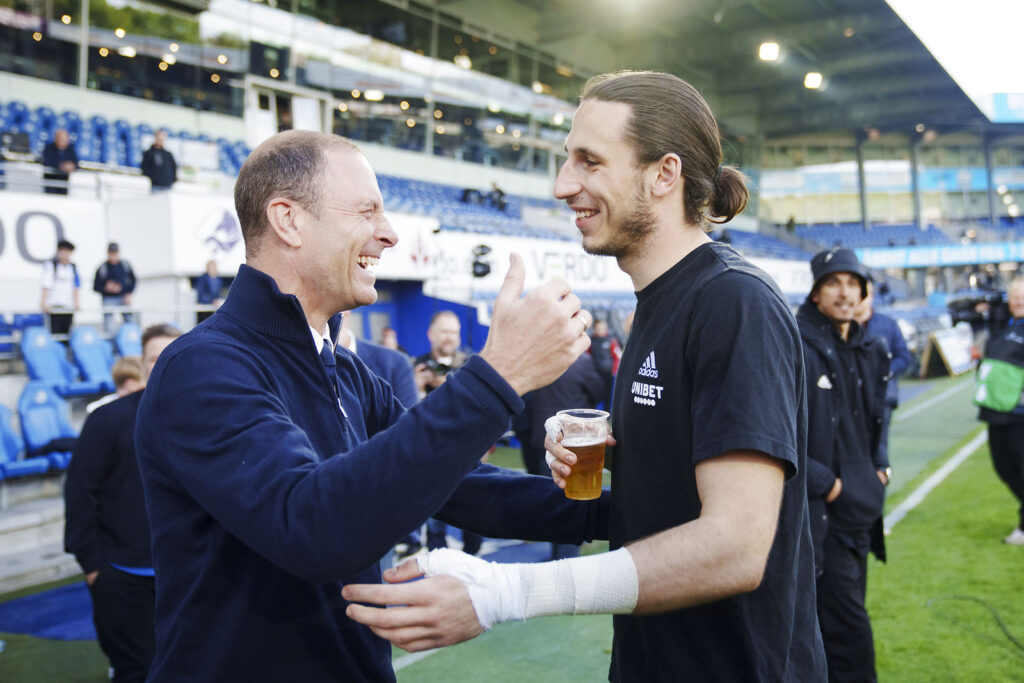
[[1003, 528, 1024, 545]]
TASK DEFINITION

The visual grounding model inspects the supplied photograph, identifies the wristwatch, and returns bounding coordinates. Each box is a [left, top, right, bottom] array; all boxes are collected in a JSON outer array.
[[882, 466, 892, 485]]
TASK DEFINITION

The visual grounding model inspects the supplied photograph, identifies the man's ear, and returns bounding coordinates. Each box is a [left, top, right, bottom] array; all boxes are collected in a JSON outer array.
[[266, 198, 303, 249], [649, 153, 682, 198]]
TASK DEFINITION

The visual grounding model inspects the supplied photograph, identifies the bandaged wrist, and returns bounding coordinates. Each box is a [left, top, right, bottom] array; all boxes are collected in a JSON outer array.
[[418, 547, 639, 630]]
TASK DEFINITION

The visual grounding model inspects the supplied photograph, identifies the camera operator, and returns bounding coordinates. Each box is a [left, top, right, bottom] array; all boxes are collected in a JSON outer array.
[[412, 310, 469, 400]]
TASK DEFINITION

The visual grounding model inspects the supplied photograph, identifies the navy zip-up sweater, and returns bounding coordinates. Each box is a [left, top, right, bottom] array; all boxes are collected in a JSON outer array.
[[136, 264, 608, 681]]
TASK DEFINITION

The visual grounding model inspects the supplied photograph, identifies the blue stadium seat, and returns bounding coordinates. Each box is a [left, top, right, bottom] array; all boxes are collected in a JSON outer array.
[[69, 327, 116, 393], [0, 315, 14, 355], [12, 313, 45, 330], [0, 404, 50, 479], [20, 326, 105, 397], [114, 321, 143, 357], [17, 382, 78, 471]]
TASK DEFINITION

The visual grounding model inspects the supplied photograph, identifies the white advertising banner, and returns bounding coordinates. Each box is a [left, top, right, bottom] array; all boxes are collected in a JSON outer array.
[[0, 192, 109, 312], [1, 189, 812, 316]]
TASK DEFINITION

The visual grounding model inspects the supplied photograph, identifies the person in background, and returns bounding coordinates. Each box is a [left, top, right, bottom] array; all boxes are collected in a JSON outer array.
[[40, 239, 80, 336], [193, 260, 223, 324], [86, 356, 145, 414], [798, 247, 890, 682], [93, 242, 136, 334], [379, 326, 407, 355], [64, 324, 182, 683], [140, 130, 177, 191], [42, 128, 78, 195], [976, 277, 1024, 545], [854, 278, 912, 471], [589, 318, 619, 407]]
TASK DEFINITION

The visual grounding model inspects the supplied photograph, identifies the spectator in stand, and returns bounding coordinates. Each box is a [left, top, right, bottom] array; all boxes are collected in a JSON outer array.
[[411, 311, 482, 556], [42, 128, 78, 195], [40, 239, 80, 336], [86, 356, 145, 414], [488, 181, 507, 212], [589, 318, 619, 407], [512, 352, 605, 559], [140, 130, 177, 191], [64, 324, 182, 683], [855, 278, 912, 469], [193, 260, 223, 324], [93, 242, 136, 334]]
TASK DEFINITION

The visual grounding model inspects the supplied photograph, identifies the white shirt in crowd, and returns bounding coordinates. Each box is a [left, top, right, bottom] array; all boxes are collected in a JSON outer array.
[[41, 261, 80, 310]]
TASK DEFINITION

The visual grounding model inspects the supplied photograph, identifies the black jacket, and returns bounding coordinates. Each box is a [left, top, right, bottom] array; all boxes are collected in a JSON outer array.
[[798, 300, 890, 571], [141, 145, 177, 187], [64, 390, 151, 574], [512, 354, 606, 451]]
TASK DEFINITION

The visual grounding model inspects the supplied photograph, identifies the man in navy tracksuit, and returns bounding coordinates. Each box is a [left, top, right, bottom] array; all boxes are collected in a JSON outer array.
[[798, 248, 891, 682], [134, 130, 600, 681], [64, 324, 181, 682]]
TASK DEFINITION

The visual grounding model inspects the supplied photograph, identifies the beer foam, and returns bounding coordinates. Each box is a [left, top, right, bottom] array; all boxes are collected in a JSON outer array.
[[561, 436, 605, 448]]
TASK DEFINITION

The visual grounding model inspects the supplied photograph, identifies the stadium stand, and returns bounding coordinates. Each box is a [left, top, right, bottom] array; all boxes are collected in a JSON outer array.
[[797, 222, 952, 249]]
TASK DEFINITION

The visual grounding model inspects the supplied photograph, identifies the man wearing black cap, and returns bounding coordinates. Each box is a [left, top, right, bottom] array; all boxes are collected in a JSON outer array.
[[798, 247, 891, 682], [93, 243, 136, 334]]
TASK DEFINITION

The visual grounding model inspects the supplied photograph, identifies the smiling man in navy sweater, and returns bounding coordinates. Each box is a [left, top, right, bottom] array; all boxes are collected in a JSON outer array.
[[134, 130, 604, 681]]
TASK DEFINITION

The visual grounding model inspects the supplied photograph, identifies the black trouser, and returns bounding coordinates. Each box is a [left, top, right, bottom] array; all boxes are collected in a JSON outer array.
[[48, 312, 73, 336], [989, 422, 1024, 529], [87, 568, 156, 683], [877, 404, 894, 466], [816, 532, 876, 683]]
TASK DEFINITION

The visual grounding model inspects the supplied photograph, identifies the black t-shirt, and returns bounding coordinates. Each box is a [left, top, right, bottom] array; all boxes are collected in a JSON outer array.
[[608, 242, 825, 682]]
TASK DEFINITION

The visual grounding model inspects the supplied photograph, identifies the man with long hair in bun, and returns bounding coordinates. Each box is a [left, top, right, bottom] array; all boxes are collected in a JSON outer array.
[[347, 71, 826, 681]]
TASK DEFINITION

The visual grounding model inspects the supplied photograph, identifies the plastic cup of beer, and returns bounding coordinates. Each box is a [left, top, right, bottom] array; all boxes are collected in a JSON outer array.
[[553, 408, 609, 500]]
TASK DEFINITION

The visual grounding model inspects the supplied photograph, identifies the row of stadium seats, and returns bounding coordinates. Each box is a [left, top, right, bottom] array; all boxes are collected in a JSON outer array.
[[0, 383, 78, 481], [0, 99, 252, 175], [18, 323, 141, 397], [715, 230, 813, 260], [797, 222, 951, 248]]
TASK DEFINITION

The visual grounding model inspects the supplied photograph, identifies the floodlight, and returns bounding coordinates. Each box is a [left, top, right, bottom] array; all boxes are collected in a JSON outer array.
[[804, 72, 823, 89], [758, 42, 779, 61]]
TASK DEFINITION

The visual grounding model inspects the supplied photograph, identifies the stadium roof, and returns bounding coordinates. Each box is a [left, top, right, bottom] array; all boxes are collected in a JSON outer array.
[[419, 0, 1011, 142]]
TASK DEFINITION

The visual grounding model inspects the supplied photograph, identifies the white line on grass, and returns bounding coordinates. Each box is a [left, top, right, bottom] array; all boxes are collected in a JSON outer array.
[[883, 430, 988, 533], [894, 378, 973, 423], [393, 648, 440, 671]]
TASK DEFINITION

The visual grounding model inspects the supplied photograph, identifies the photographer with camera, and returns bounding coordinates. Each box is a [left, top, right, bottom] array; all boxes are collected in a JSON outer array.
[[413, 310, 469, 400]]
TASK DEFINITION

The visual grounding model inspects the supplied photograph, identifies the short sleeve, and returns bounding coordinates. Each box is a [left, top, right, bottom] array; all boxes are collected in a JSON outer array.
[[687, 273, 802, 477]]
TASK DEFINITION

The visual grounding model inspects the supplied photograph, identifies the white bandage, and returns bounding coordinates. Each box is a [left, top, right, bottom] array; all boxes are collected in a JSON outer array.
[[418, 547, 639, 630], [543, 415, 562, 472]]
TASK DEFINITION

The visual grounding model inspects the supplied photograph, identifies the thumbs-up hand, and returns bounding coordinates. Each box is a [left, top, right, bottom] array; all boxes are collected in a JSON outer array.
[[479, 253, 593, 395]]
